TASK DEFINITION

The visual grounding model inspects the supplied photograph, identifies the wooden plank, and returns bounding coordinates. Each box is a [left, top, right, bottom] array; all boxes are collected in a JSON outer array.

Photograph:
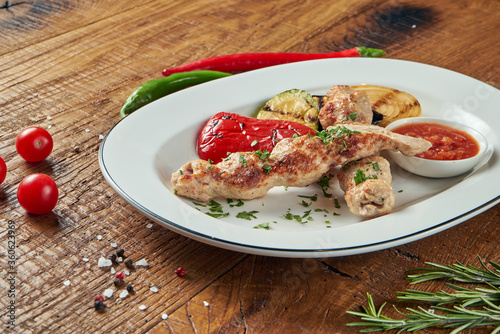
[[0, 0, 499, 332]]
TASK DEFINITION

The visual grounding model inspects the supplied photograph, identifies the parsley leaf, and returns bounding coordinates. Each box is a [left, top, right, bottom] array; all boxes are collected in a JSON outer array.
[[236, 211, 259, 220]]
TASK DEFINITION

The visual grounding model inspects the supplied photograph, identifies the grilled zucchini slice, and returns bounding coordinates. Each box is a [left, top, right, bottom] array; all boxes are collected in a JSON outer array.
[[351, 84, 422, 127], [256, 89, 320, 130]]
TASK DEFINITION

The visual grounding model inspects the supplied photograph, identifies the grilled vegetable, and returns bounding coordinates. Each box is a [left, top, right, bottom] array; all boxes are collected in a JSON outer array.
[[256, 89, 320, 130], [351, 84, 422, 127], [197, 112, 315, 163]]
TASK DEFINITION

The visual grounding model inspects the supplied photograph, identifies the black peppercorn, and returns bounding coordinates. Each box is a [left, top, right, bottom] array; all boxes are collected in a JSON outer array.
[[124, 258, 134, 269], [109, 253, 117, 262], [126, 284, 134, 293], [113, 278, 122, 286], [116, 248, 125, 257], [94, 300, 105, 311]]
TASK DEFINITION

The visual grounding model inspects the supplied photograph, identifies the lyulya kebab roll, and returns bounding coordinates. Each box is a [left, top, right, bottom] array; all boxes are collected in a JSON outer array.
[[337, 155, 395, 218]]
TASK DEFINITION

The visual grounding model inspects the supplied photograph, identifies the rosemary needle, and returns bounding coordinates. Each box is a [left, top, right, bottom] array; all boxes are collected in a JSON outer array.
[[347, 257, 500, 333]]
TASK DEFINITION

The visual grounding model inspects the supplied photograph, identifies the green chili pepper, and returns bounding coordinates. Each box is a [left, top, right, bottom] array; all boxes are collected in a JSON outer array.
[[119, 70, 232, 118]]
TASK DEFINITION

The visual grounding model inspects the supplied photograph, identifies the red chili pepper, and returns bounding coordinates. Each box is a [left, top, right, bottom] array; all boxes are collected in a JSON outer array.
[[163, 47, 385, 76], [197, 112, 315, 163]]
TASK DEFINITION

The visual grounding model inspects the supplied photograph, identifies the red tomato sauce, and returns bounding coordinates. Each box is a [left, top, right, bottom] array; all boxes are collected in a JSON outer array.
[[392, 122, 480, 160]]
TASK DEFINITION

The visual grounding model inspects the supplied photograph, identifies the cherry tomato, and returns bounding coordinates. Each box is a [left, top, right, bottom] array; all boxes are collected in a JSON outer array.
[[16, 127, 53, 162], [0, 157, 6, 185], [17, 173, 59, 214]]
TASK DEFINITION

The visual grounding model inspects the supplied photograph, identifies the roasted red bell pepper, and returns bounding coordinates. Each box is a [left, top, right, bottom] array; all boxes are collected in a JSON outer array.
[[197, 112, 315, 163]]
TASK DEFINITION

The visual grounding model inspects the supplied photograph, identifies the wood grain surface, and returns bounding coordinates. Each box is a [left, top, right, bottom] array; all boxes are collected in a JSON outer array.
[[1, 0, 499, 333]]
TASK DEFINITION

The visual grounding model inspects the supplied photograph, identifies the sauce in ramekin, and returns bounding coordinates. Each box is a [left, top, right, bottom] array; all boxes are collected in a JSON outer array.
[[392, 122, 480, 160]]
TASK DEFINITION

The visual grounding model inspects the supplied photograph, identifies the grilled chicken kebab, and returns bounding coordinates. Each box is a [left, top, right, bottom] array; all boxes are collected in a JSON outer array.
[[337, 156, 395, 218], [171, 122, 431, 202], [321, 85, 397, 218]]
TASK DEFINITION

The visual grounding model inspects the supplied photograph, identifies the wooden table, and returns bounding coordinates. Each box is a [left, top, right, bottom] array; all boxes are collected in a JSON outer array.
[[1, 0, 499, 333]]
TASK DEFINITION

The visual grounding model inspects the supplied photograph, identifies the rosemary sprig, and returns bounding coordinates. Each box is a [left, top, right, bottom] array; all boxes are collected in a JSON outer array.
[[347, 293, 500, 333], [406, 257, 500, 286], [397, 284, 500, 307], [347, 257, 500, 333]]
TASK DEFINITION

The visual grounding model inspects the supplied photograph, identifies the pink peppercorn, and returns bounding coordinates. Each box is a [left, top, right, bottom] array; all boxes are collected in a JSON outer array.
[[115, 272, 125, 280], [175, 267, 186, 276], [94, 295, 104, 302]]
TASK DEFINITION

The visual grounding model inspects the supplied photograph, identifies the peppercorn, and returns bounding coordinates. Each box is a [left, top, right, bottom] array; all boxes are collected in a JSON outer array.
[[109, 254, 117, 262], [115, 272, 125, 280], [126, 284, 134, 293], [113, 278, 122, 286], [124, 258, 134, 269], [94, 300, 105, 311], [94, 295, 104, 302], [116, 248, 125, 258], [175, 267, 186, 276]]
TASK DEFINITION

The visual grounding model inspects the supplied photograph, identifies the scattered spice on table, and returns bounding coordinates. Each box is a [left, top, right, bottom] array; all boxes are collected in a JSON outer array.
[[124, 258, 134, 269], [175, 267, 186, 276], [94, 300, 105, 311], [135, 259, 148, 267]]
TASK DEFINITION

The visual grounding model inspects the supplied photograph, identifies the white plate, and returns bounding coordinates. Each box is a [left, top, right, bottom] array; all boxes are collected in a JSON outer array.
[[99, 58, 500, 258]]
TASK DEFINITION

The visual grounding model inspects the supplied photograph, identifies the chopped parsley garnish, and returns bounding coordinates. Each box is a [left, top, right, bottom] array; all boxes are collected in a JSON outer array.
[[342, 112, 358, 122], [372, 162, 380, 171], [315, 125, 360, 145], [228, 199, 244, 207], [283, 209, 312, 223], [334, 198, 341, 209], [206, 212, 230, 218], [298, 194, 318, 201], [254, 149, 270, 160], [195, 200, 230, 218], [301, 200, 312, 207], [236, 210, 259, 220], [253, 222, 271, 230], [263, 164, 271, 174], [239, 154, 247, 167], [353, 169, 378, 186], [316, 175, 333, 198]]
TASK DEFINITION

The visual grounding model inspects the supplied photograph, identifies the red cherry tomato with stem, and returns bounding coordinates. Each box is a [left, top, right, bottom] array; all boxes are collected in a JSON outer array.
[[17, 173, 59, 214], [0, 157, 6, 185], [16, 127, 53, 162]]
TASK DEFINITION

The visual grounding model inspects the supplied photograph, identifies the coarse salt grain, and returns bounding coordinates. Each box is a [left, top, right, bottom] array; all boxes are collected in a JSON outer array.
[[111, 267, 116, 275], [124, 270, 130, 276], [119, 290, 129, 299], [103, 288, 114, 298], [118, 257, 123, 263], [135, 259, 148, 267], [146, 223, 153, 229], [82, 258, 89, 262], [150, 287, 158, 293], [110, 242, 118, 248], [97, 235, 103, 240], [63, 280, 71, 286], [99, 134, 104, 140], [85, 129, 90, 132], [162, 314, 168, 320], [98, 257, 113, 268], [139, 305, 147, 311], [203, 301, 209, 307], [47, 115, 52, 120]]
